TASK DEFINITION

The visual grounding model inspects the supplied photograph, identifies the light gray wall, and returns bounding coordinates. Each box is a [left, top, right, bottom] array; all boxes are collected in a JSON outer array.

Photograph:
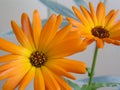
[[0, 0, 120, 90]]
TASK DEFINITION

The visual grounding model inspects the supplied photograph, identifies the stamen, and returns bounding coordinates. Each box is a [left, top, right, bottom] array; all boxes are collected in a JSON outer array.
[[91, 26, 110, 38], [29, 51, 47, 67]]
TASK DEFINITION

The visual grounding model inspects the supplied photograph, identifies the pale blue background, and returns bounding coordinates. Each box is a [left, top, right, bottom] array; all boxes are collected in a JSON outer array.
[[0, 0, 120, 90]]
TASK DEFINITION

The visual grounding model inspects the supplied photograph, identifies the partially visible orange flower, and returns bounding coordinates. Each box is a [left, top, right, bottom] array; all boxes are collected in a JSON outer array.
[[67, 2, 120, 48], [0, 10, 87, 90]]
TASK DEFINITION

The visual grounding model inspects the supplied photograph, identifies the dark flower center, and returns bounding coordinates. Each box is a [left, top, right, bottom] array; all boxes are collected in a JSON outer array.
[[91, 26, 110, 38], [29, 51, 47, 67]]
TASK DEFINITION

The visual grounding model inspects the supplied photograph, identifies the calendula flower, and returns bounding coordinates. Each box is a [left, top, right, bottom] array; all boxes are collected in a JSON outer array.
[[67, 2, 120, 48], [0, 10, 87, 90]]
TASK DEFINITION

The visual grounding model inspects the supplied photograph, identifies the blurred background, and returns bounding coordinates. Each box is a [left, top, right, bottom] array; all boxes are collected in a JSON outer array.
[[0, 0, 120, 90]]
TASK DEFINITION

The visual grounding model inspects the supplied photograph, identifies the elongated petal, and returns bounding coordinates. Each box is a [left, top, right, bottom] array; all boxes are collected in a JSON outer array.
[[41, 66, 60, 90], [48, 59, 86, 74], [89, 2, 98, 26], [45, 62, 76, 80], [80, 5, 94, 28], [11, 21, 33, 51], [105, 10, 119, 29], [19, 67, 35, 90], [34, 68, 45, 90], [53, 74, 72, 90], [72, 6, 90, 27], [96, 38, 104, 48], [21, 13, 35, 50], [39, 14, 57, 50], [2, 64, 31, 90], [105, 10, 115, 27], [32, 10, 42, 49], [0, 59, 29, 72], [48, 37, 82, 58], [47, 24, 72, 50], [66, 17, 86, 30], [0, 38, 31, 56], [96, 2, 106, 26], [0, 54, 23, 63]]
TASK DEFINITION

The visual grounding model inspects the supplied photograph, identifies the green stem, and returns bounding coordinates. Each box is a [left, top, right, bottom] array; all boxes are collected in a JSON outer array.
[[88, 46, 99, 86]]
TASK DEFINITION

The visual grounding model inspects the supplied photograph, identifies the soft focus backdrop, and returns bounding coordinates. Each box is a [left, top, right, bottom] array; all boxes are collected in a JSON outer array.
[[0, 0, 120, 90]]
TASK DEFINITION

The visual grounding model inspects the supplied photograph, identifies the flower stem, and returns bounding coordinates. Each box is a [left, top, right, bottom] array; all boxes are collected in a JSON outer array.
[[88, 46, 98, 86]]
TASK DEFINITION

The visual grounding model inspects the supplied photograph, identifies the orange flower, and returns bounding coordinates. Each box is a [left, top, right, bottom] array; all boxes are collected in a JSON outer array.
[[0, 10, 87, 90], [67, 2, 120, 48]]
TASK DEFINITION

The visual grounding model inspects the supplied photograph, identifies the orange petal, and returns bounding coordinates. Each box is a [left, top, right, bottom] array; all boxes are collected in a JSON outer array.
[[96, 2, 106, 26], [47, 24, 72, 50], [34, 68, 45, 90], [54, 14, 63, 32], [0, 38, 31, 57], [72, 6, 90, 27], [66, 17, 85, 29], [41, 66, 60, 90], [32, 10, 42, 49], [48, 37, 82, 58], [105, 10, 115, 27], [96, 38, 104, 48], [105, 10, 119, 29], [2, 64, 31, 90], [11, 21, 34, 51], [19, 67, 35, 90], [80, 5, 94, 28], [48, 58, 86, 74], [0, 59, 29, 72], [109, 20, 120, 32], [39, 14, 57, 50], [0, 54, 23, 63], [21, 13, 35, 50], [53, 74, 72, 90], [45, 62, 76, 80], [89, 2, 98, 26]]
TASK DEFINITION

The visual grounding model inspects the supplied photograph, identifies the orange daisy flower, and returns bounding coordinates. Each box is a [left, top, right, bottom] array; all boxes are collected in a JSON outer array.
[[67, 2, 120, 48], [0, 10, 87, 90]]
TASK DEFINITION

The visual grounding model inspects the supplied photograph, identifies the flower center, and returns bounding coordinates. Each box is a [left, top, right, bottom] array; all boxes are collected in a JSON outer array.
[[29, 51, 47, 67], [91, 27, 110, 38]]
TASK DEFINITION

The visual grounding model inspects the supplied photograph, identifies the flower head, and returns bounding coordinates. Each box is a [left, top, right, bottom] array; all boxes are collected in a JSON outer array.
[[0, 10, 87, 90], [67, 2, 120, 48]]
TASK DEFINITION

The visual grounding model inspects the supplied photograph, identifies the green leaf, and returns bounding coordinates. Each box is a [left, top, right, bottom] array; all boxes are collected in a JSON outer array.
[[73, 0, 89, 9], [81, 82, 120, 90], [64, 78, 81, 90], [39, 0, 77, 19]]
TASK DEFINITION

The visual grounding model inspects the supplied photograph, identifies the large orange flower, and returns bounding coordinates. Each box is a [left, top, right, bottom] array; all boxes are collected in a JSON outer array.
[[0, 10, 87, 90], [67, 2, 120, 48]]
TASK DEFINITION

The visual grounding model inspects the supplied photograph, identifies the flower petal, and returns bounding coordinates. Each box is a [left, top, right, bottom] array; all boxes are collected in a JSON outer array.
[[48, 58, 86, 74], [21, 13, 35, 50], [48, 36, 83, 58], [47, 24, 72, 50], [39, 14, 57, 50], [34, 68, 45, 90], [41, 66, 60, 90], [105, 10, 119, 29], [2, 63, 31, 90], [0, 54, 23, 63], [32, 10, 42, 49], [96, 38, 104, 48], [53, 74, 72, 90], [80, 5, 94, 28], [11, 21, 34, 51], [89, 2, 98, 26], [72, 6, 90, 27], [19, 67, 35, 90], [96, 2, 106, 26], [0, 38, 31, 56], [105, 10, 115, 27], [45, 62, 76, 80]]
